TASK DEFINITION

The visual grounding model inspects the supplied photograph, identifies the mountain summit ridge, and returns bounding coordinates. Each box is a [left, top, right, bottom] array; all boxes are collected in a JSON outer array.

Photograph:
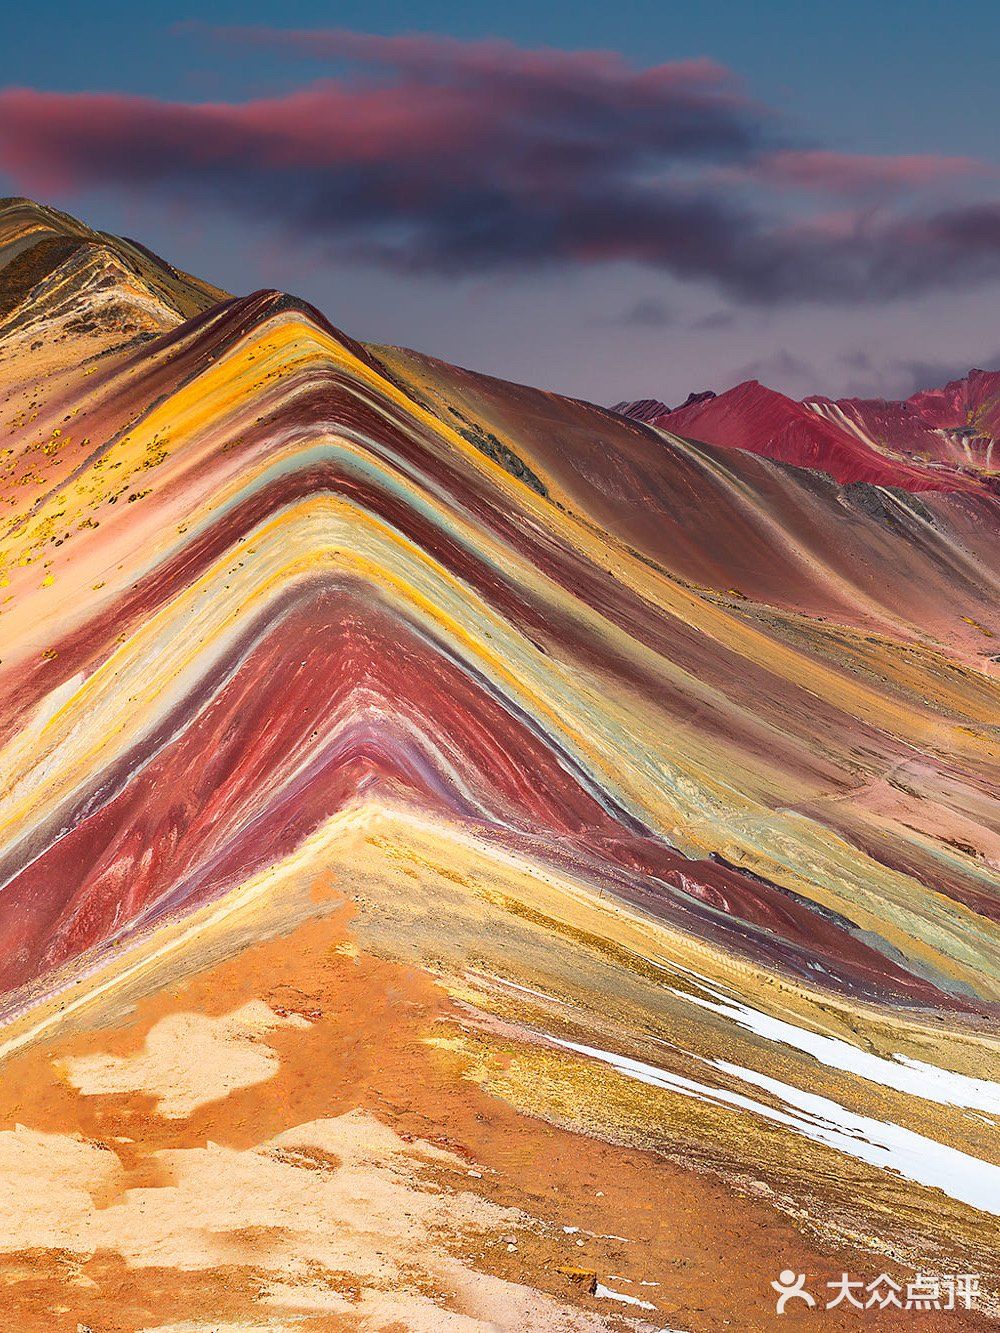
[[0, 196, 996, 1327], [615, 365, 1000, 491]]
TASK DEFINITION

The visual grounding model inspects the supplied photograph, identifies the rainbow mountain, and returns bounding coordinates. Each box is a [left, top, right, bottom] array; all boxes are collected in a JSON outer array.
[[0, 197, 997, 1331]]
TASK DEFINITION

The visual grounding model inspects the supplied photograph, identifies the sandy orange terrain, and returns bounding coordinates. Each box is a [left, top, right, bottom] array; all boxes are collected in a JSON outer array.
[[0, 891, 989, 1333]]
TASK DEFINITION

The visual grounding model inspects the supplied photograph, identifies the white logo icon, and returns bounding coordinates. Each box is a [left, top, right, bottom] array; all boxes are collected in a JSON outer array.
[[771, 1270, 816, 1314]]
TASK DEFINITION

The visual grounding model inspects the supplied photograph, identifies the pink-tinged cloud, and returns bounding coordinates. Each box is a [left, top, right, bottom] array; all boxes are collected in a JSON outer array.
[[753, 149, 991, 194], [1, 29, 1000, 304], [186, 23, 744, 101], [0, 28, 766, 189]]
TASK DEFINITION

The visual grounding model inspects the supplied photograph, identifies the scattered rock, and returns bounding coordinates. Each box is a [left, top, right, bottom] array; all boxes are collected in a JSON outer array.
[[556, 1266, 598, 1295]]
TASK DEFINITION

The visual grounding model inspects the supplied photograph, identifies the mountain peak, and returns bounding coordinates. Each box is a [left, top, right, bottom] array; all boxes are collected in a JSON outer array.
[[0, 196, 226, 350], [615, 366, 998, 492]]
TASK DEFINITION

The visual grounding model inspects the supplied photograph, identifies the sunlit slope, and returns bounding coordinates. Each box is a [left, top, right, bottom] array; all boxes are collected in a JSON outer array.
[[0, 210, 997, 1294]]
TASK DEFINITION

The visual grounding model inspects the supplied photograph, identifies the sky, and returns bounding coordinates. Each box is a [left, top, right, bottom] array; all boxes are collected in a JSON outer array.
[[2, 0, 999, 405]]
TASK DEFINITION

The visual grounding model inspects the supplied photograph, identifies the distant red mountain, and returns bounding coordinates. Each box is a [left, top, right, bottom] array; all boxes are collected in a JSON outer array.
[[614, 369, 1000, 493]]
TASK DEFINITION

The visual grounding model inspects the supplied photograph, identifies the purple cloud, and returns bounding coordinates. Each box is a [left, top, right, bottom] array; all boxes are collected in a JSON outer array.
[[734, 149, 991, 196], [0, 28, 998, 305]]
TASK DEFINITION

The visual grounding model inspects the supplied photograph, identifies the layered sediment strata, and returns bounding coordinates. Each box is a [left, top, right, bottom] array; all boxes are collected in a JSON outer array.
[[0, 197, 997, 1329]]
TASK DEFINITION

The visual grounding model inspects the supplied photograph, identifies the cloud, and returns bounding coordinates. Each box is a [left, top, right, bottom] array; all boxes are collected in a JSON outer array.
[[691, 309, 734, 330], [743, 149, 990, 196], [734, 349, 818, 387], [0, 28, 999, 306], [839, 348, 1000, 400], [618, 297, 675, 327], [702, 202, 1000, 302]]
